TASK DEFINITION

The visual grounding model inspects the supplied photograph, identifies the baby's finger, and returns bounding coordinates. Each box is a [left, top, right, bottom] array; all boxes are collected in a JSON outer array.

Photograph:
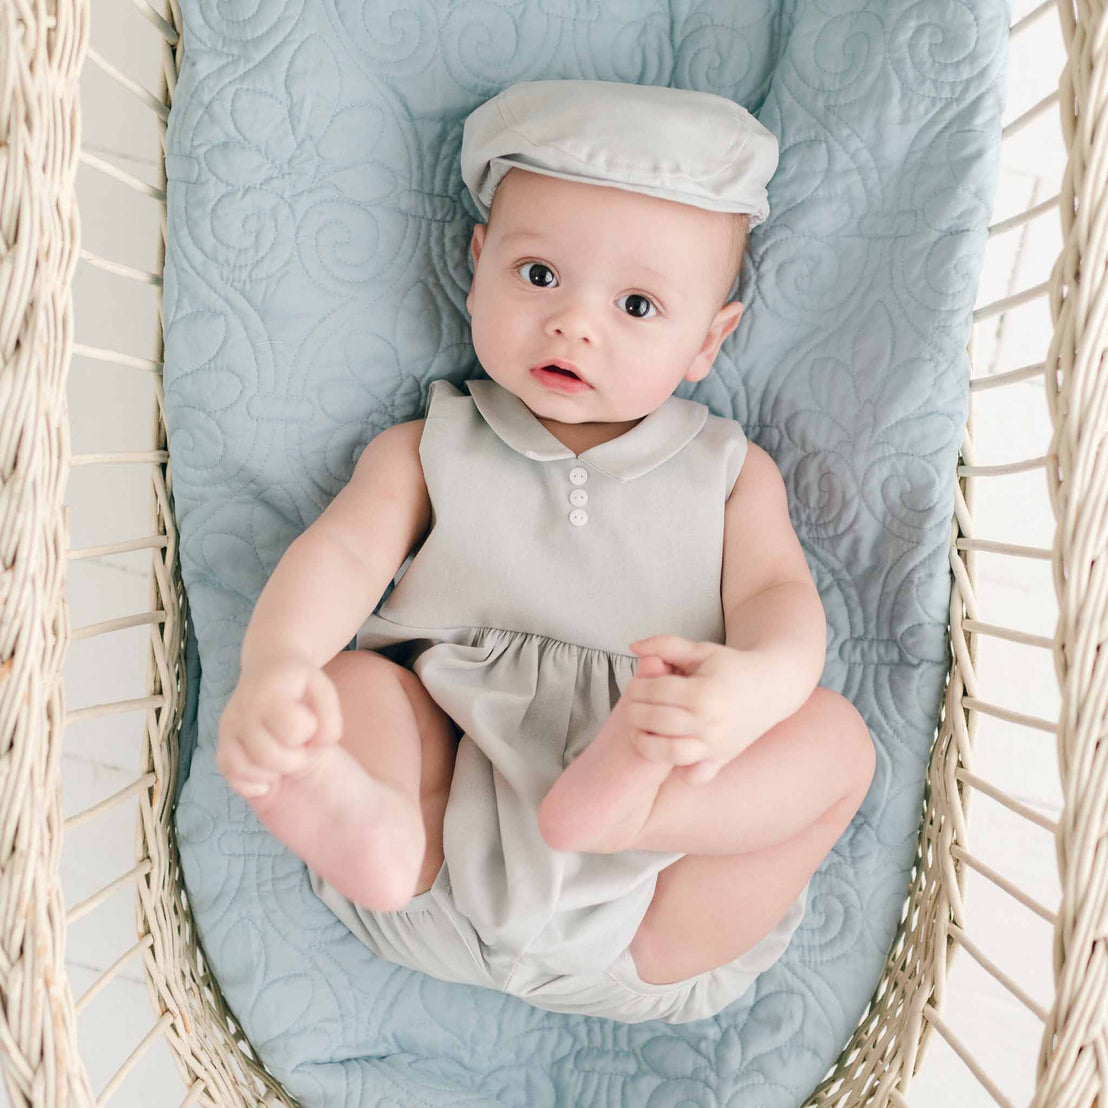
[[231, 777, 275, 799], [239, 725, 313, 776], [302, 668, 344, 747], [626, 698, 695, 737], [627, 674, 692, 707], [262, 701, 318, 747], [217, 745, 277, 797], [630, 731, 710, 766], [681, 758, 726, 786]]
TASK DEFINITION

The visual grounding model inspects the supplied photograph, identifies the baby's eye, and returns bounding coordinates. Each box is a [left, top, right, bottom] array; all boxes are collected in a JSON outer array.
[[618, 293, 657, 320], [517, 262, 557, 288]]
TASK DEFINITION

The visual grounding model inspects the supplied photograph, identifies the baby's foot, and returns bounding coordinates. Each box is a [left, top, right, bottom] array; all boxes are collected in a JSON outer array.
[[539, 654, 675, 853], [248, 742, 426, 911]]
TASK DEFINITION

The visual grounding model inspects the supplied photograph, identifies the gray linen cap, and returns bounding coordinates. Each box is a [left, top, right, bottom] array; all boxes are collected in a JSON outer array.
[[460, 79, 779, 228]]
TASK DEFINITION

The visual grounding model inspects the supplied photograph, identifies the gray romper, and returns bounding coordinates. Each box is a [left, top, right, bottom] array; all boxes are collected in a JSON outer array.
[[309, 377, 809, 1023]]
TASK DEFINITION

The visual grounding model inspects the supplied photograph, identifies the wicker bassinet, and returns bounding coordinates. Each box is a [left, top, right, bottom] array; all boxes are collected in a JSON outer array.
[[1, 0, 1105, 1104]]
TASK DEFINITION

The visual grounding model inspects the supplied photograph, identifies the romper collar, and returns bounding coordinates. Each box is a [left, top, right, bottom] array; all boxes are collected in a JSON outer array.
[[464, 377, 709, 483]]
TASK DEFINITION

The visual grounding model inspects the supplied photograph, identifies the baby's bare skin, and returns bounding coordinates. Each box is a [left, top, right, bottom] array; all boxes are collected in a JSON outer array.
[[217, 167, 876, 985]]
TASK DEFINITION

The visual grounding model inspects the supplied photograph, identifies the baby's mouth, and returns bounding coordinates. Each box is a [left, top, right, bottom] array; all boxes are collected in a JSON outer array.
[[532, 360, 591, 386]]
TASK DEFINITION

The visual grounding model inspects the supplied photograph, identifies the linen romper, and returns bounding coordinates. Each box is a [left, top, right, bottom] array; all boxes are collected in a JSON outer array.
[[308, 377, 810, 1023]]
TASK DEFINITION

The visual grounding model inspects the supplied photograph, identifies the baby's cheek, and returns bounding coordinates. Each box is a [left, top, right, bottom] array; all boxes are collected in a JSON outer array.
[[471, 310, 517, 362]]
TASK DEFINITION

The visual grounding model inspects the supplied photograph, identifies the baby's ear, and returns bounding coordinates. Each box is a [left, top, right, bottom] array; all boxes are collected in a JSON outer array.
[[710, 300, 745, 349], [469, 223, 487, 268], [722, 300, 744, 329], [686, 301, 744, 382]]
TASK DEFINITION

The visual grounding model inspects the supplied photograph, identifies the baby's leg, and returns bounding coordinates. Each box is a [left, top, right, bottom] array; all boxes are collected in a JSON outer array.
[[247, 650, 459, 912], [629, 772, 871, 985], [628, 689, 875, 985]]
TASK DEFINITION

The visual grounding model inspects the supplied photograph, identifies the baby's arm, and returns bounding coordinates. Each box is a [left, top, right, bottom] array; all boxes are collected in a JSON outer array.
[[716, 442, 826, 735], [240, 420, 429, 672], [217, 420, 430, 797], [629, 442, 827, 773]]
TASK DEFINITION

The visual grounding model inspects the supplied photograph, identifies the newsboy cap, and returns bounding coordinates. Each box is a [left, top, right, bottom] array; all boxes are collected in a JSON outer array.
[[460, 79, 779, 227]]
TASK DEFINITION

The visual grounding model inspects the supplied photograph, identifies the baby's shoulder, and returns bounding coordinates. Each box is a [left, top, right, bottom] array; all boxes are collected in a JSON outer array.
[[725, 441, 783, 505], [357, 417, 427, 485], [371, 416, 425, 450]]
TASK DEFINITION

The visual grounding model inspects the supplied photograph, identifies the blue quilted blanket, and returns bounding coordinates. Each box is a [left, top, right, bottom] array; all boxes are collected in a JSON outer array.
[[164, 1, 1009, 1104]]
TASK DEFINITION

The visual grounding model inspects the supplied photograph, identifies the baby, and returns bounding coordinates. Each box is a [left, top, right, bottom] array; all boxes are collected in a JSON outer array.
[[215, 80, 876, 1023]]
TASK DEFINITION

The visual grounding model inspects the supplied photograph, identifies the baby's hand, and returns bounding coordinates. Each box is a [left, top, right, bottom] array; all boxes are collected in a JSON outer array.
[[626, 635, 764, 785], [216, 656, 343, 800]]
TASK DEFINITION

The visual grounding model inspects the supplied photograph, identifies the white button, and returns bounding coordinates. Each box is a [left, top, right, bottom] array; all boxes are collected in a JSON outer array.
[[569, 488, 588, 506], [569, 466, 588, 486], [569, 509, 588, 527]]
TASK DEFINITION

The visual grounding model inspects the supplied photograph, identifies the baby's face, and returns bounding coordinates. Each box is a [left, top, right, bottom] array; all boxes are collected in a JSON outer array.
[[465, 168, 745, 426]]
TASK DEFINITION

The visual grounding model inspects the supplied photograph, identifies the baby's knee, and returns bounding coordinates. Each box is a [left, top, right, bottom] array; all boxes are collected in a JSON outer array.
[[324, 645, 389, 679], [812, 687, 876, 793], [323, 647, 413, 704], [842, 696, 876, 793]]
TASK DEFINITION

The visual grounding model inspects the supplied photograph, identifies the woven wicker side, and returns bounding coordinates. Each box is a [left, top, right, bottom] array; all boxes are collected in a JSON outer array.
[[0, 2, 97, 1105], [1034, 0, 1108, 1101], [0, 0, 293, 1103]]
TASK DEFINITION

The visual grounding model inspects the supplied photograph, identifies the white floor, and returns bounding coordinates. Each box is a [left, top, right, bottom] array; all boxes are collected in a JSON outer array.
[[17, 0, 1071, 1104]]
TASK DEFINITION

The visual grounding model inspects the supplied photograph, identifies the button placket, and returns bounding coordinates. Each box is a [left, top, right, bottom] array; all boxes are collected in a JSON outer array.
[[567, 466, 589, 525]]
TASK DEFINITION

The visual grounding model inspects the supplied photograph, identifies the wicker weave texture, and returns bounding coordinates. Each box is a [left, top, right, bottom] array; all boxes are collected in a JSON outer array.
[[0, 2, 94, 1105], [1035, 0, 1108, 1101], [1, 0, 1106, 1105]]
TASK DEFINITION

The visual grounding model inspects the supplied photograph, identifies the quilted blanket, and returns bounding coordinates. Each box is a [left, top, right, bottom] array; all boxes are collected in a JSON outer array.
[[164, 0, 1009, 1103]]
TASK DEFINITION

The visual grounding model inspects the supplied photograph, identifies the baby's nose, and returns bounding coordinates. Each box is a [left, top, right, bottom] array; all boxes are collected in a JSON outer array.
[[550, 323, 591, 344], [546, 304, 596, 343]]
